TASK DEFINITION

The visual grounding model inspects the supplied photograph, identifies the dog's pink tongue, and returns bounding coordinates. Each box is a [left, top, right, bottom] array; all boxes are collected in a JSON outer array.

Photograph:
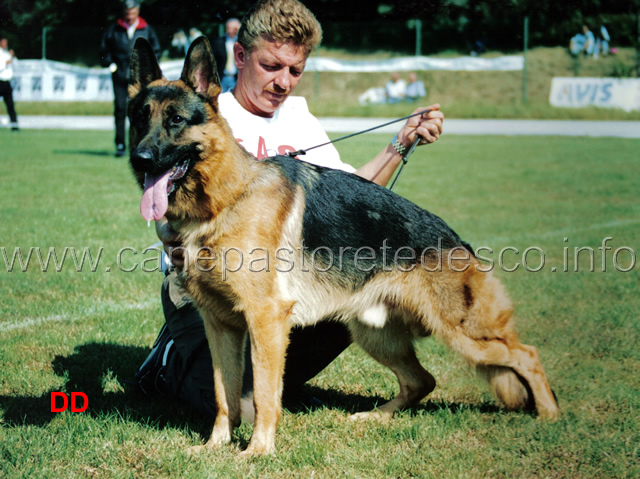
[[140, 171, 171, 222]]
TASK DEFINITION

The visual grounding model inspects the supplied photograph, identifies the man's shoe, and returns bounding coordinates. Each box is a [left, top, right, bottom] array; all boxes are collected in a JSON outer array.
[[115, 144, 126, 157], [134, 323, 175, 396], [10, 123, 19, 131]]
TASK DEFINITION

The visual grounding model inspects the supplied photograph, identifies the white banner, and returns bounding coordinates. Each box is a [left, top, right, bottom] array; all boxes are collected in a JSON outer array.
[[305, 55, 524, 72], [549, 77, 640, 112], [11, 55, 524, 102], [11, 60, 114, 102], [10, 59, 187, 102]]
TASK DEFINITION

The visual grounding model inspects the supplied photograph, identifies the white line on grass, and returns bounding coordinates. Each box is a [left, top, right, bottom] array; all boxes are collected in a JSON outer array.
[[0, 299, 158, 333]]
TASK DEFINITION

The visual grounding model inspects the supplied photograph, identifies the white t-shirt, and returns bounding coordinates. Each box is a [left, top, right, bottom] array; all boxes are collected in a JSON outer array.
[[0, 48, 14, 81], [218, 91, 356, 173], [385, 79, 407, 100]]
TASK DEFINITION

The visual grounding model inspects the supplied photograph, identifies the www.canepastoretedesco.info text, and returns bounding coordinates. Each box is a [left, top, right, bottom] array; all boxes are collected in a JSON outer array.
[[1, 238, 636, 275]]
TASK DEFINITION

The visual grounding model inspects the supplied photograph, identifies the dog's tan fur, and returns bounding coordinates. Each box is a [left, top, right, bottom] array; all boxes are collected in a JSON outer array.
[[128, 37, 559, 456]]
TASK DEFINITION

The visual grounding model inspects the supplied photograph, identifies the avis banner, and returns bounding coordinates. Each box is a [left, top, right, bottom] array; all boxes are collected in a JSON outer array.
[[549, 77, 640, 112]]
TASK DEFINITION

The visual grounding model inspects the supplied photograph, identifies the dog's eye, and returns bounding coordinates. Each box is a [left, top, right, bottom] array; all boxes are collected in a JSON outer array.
[[171, 115, 186, 125]]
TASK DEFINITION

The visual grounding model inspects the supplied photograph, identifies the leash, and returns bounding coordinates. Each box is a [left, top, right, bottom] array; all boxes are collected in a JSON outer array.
[[388, 135, 421, 191], [286, 109, 431, 190]]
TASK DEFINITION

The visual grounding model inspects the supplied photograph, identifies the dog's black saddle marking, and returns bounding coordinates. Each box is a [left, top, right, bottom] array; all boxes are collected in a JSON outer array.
[[268, 155, 473, 287]]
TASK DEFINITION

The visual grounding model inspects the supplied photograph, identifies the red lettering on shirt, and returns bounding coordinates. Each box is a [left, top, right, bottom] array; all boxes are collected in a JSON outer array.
[[256, 136, 267, 160], [278, 145, 296, 156], [234, 137, 298, 160]]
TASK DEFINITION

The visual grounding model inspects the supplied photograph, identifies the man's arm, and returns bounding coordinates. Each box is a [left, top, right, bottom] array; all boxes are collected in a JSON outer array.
[[355, 104, 444, 187], [99, 26, 113, 67]]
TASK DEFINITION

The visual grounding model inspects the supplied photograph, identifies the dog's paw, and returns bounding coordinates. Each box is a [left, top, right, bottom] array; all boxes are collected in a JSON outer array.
[[240, 434, 276, 457], [348, 410, 392, 422], [538, 405, 561, 421], [238, 448, 269, 459], [186, 445, 209, 456], [239, 444, 275, 458]]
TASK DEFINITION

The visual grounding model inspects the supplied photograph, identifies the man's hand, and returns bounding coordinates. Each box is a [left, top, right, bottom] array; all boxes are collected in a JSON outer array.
[[155, 218, 185, 271], [396, 104, 444, 148]]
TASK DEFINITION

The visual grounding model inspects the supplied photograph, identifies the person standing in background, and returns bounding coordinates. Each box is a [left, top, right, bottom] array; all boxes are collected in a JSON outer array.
[[0, 36, 19, 131], [100, 0, 161, 157], [212, 18, 241, 93]]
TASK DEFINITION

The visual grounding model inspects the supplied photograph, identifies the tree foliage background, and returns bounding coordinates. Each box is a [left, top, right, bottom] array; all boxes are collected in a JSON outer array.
[[1, 0, 639, 63]]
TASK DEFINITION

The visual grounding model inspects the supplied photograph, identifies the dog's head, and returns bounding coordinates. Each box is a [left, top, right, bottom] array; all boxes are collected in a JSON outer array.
[[128, 36, 226, 222]]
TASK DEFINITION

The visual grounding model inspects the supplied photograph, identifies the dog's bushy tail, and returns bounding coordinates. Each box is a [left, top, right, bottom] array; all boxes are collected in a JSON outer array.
[[450, 268, 534, 412], [476, 365, 533, 411]]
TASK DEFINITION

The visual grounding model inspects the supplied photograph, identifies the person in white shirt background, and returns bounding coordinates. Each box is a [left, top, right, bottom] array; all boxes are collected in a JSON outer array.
[[0, 36, 19, 131], [385, 72, 407, 103]]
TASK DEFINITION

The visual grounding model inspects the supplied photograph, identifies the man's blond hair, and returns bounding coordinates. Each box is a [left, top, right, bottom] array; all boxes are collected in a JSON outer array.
[[238, 0, 322, 56]]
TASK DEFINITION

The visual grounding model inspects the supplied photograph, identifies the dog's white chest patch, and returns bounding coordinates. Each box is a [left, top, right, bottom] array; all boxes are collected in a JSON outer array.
[[358, 304, 388, 329]]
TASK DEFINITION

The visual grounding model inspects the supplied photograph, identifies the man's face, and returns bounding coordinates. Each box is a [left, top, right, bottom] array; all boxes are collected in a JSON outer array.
[[124, 7, 140, 25], [234, 37, 307, 118], [226, 21, 240, 39], [0, 39, 7, 50]]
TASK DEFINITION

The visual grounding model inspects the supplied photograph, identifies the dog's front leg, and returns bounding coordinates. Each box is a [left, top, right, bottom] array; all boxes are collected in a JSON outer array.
[[242, 304, 292, 456], [194, 312, 246, 452]]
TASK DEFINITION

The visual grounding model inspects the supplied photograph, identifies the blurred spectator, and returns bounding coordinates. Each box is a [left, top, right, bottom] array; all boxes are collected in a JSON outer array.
[[569, 31, 585, 56], [385, 72, 406, 103], [470, 32, 488, 57], [405, 72, 426, 102], [358, 87, 386, 105], [171, 29, 188, 57], [594, 25, 610, 59], [570, 25, 595, 57], [100, 0, 161, 157], [187, 28, 204, 49], [0, 36, 19, 131], [582, 25, 595, 56], [212, 18, 240, 93]]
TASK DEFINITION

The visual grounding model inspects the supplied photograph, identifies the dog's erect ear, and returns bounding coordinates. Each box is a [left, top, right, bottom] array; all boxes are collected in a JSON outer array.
[[181, 36, 221, 97], [129, 38, 163, 98]]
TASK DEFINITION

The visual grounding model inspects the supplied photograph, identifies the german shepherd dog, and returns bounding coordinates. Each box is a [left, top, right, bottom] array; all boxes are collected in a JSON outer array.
[[128, 37, 559, 456]]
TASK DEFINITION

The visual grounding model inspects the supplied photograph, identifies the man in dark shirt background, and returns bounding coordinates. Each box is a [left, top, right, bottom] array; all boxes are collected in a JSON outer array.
[[212, 18, 241, 93], [100, 0, 161, 157]]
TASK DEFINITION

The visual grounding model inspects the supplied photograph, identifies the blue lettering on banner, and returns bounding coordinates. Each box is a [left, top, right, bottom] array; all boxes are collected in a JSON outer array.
[[99, 75, 111, 91], [32, 77, 42, 92], [600, 83, 612, 102], [54, 76, 65, 92], [76, 75, 88, 92], [557, 81, 616, 107], [10, 77, 21, 92], [576, 84, 591, 102]]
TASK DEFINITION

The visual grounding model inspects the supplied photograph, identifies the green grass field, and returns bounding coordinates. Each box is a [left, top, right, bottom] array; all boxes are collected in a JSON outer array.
[[1, 129, 639, 478]]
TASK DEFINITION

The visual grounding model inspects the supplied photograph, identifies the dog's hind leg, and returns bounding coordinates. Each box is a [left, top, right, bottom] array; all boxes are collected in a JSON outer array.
[[242, 300, 293, 456], [347, 316, 436, 421]]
